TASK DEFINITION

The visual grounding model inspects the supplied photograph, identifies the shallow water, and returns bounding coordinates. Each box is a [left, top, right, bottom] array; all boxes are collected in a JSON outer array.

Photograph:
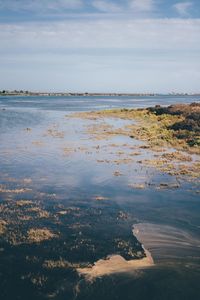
[[0, 95, 200, 300]]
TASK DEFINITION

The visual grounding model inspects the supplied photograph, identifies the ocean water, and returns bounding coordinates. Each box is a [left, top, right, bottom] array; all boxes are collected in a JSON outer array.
[[0, 95, 200, 300]]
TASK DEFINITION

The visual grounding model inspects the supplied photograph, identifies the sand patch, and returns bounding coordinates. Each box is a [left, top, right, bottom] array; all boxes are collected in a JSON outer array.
[[77, 246, 154, 280], [77, 225, 154, 280]]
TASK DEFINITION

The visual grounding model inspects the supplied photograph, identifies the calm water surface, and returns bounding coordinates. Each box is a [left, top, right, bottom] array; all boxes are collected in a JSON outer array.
[[0, 95, 200, 300]]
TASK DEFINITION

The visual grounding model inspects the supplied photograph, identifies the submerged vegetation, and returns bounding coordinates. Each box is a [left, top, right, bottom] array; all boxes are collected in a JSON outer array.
[[0, 184, 145, 299], [0, 98, 200, 299]]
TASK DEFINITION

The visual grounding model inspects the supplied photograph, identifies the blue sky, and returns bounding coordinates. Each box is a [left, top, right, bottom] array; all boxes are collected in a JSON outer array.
[[0, 0, 200, 93]]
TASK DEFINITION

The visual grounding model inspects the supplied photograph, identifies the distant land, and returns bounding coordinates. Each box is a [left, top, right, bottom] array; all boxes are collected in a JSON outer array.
[[0, 90, 200, 97]]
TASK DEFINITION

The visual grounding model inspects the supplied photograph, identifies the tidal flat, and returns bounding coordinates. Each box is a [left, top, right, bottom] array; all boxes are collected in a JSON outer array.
[[0, 95, 200, 300]]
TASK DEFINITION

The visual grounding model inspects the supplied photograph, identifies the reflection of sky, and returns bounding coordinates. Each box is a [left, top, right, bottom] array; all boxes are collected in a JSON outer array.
[[0, 97, 200, 252], [0, 101, 163, 193], [0, 0, 200, 93], [0, 98, 197, 197]]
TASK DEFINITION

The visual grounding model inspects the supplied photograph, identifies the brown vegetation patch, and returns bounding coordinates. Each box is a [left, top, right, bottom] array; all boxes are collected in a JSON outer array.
[[129, 152, 141, 156], [156, 183, 180, 190], [30, 275, 48, 287], [32, 141, 44, 146], [0, 185, 32, 194], [113, 171, 123, 176], [86, 122, 117, 140], [113, 158, 133, 165], [0, 220, 7, 235], [148, 103, 200, 149], [160, 151, 192, 162], [43, 259, 72, 269], [27, 228, 57, 243], [16, 200, 33, 207], [128, 184, 146, 190], [141, 158, 200, 178], [27, 207, 50, 218], [71, 104, 200, 179], [94, 196, 109, 201], [72, 103, 200, 154], [63, 147, 75, 155], [45, 128, 64, 138]]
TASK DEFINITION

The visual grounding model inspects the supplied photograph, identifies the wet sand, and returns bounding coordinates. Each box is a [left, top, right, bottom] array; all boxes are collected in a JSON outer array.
[[77, 250, 154, 280], [77, 231, 154, 280], [133, 223, 200, 264], [77, 221, 200, 280]]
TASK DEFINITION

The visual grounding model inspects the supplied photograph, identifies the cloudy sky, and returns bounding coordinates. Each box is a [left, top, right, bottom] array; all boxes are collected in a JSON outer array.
[[0, 0, 200, 93]]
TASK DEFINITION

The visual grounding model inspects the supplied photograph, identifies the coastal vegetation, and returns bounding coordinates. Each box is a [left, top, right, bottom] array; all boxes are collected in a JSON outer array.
[[72, 103, 200, 179], [74, 103, 200, 154]]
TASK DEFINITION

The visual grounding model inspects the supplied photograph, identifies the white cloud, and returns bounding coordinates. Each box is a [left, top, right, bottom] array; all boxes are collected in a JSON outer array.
[[0, 0, 83, 12], [92, 0, 122, 12], [129, 0, 155, 12], [0, 2, 199, 92], [92, 0, 156, 14], [0, 19, 199, 52], [173, 2, 193, 16]]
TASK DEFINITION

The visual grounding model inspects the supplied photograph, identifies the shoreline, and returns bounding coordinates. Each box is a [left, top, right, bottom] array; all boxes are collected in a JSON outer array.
[[71, 103, 200, 179], [77, 228, 154, 280], [1, 92, 199, 97], [77, 248, 154, 280]]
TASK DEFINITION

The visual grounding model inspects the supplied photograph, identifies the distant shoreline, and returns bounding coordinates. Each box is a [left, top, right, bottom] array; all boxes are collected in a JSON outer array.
[[1, 92, 199, 97]]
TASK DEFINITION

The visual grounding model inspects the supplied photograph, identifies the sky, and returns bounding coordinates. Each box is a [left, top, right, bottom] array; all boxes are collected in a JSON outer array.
[[0, 0, 200, 93]]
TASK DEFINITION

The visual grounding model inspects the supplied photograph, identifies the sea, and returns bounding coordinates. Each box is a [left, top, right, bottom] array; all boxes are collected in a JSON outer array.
[[0, 95, 199, 300]]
